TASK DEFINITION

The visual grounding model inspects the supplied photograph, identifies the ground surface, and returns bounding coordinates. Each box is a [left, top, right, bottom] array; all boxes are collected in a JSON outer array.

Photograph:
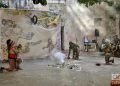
[[0, 52, 120, 86]]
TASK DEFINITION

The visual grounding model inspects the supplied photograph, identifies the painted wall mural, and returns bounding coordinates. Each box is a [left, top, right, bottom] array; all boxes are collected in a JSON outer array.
[[0, 9, 60, 60], [31, 11, 59, 29]]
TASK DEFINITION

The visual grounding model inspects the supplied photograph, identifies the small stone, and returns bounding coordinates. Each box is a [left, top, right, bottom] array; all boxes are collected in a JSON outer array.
[[96, 63, 101, 66]]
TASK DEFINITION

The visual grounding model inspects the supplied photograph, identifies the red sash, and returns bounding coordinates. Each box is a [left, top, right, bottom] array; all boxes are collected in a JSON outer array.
[[8, 54, 16, 59]]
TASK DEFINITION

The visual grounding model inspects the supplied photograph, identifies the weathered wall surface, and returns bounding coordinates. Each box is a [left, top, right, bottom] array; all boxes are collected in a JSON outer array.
[[0, 1, 119, 59], [0, 9, 60, 59], [63, 2, 118, 50]]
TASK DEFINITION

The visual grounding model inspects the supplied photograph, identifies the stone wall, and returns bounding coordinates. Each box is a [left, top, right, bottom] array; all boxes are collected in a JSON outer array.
[[62, 1, 119, 50]]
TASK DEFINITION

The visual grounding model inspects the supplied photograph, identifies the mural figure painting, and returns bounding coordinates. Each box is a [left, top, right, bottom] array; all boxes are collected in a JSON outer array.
[[43, 38, 54, 53]]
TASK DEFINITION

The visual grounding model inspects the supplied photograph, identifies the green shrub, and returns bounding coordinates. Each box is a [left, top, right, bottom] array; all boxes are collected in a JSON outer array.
[[0, 2, 8, 8]]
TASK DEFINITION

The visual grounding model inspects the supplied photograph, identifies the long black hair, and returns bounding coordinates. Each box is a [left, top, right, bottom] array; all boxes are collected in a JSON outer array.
[[6, 39, 12, 53], [6, 39, 11, 46]]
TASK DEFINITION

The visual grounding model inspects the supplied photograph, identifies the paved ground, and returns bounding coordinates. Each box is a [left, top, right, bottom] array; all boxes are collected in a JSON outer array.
[[0, 52, 120, 86]]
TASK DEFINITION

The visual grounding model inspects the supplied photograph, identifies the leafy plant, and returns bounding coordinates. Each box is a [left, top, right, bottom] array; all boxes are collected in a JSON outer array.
[[77, 0, 114, 7], [32, 0, 47, 6], [0, 1, 8, 8], [114, 4, 120, 12]]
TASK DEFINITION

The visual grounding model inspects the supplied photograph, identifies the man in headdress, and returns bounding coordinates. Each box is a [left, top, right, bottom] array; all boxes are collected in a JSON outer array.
[[104, 44, 114, 65], [68, 41, 80, 60]]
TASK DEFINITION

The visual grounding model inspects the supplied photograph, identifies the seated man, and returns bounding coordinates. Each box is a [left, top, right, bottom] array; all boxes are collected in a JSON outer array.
[[83, 36, 89, 52]]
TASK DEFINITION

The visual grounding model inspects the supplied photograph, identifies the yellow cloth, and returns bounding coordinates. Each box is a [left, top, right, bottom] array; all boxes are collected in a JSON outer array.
[[2, 50, 8, 60]]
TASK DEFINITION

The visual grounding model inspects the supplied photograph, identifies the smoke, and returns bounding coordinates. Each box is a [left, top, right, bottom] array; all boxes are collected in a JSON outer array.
[[50, 48, 65, 65], [48, 23, 66, 65]]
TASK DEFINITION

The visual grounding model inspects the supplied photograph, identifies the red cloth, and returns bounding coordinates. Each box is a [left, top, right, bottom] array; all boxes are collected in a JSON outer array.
[[8, 54, 17, 59], [9, 59, 16, 70]]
